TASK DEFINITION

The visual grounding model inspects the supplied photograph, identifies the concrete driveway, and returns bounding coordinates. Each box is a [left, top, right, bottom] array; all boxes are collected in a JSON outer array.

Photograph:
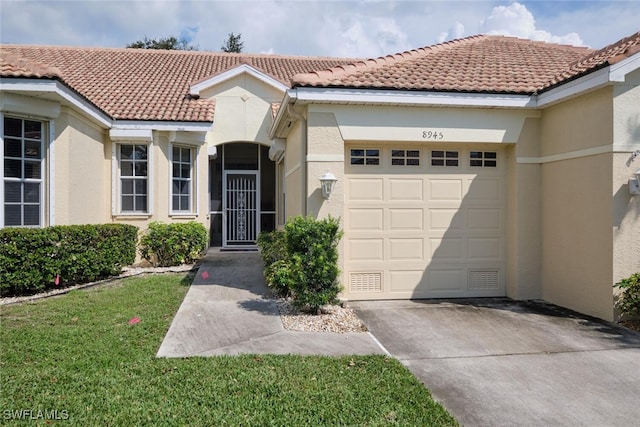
[[350, 299, 640, 427]]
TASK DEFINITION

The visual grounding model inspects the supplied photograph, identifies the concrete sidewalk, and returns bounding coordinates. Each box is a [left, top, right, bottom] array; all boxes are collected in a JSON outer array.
[[156, 250, 384, 357], [350, 299, 640, 427]]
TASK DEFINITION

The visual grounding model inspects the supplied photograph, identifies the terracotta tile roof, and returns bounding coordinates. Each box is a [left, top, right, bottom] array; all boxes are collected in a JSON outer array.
[[292, 35, 600, 94], [544, 31, 640, 91], [0, 51, 62, 79], [2, 32, 639, 123], [0, 45, 357, 122]]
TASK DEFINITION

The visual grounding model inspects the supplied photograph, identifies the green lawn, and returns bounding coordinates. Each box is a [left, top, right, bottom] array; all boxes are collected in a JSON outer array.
[[0, 273, 457, 426]]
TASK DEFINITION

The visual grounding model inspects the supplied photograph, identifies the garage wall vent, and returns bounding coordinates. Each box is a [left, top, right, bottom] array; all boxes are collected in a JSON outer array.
[[350, 272, 382, 293], [468, 270, 499, 290]]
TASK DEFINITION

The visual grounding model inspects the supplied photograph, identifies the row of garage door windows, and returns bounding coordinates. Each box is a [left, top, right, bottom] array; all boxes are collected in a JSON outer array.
[[350, 149, 498, 168]]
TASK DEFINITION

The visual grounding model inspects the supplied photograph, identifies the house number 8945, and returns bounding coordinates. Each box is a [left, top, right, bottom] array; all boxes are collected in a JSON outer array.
[[422, 130, 444, 140]]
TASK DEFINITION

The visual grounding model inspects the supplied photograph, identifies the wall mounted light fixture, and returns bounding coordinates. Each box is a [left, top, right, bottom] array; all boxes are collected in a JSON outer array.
[[630, 169, 640, 195], [319, 171, 337, 199]]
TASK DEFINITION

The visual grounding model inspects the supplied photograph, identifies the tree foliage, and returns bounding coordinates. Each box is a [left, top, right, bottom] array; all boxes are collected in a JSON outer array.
[[126, 36, 197, 51], [221, 32, 244, 53]]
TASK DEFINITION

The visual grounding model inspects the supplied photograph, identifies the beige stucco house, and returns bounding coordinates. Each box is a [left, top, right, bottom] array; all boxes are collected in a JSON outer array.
[[1, 32, 639, 321]]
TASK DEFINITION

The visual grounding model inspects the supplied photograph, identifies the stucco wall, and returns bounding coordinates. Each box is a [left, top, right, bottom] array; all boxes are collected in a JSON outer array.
[[284, 119, 305, 218], [612, 69, 640, 288], [200, 74, 283, 146], [507, 117, 542, 299], [306, 111, 345, 221], [55, 108, 109, 225], [540, 87, 615, 320]]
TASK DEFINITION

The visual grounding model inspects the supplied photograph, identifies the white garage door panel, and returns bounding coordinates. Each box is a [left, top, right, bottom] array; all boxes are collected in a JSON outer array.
[[347, 208, 384, 230], [389, 178, 423, 200], [347, 178, 383, 200], [430, 238, 463, 259], [389, 270, 424, 292], [389, 209, 424, 230], [468, 208, 501, 230], [344, 144, 506, 300], [348, 238, 384, 260], [429, 179, 464, 201], [430, 209, 465, 231], [389, 238, 424, 261]]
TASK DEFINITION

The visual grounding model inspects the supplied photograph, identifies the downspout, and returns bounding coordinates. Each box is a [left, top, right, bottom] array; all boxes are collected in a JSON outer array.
[[287, 103, 308, 215]]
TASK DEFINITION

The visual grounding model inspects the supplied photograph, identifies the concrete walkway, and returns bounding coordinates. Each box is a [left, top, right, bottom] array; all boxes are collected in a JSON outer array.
[[156, 250, 384, 357], [158, 250, 640, 425], [349, 299, 640, 427]]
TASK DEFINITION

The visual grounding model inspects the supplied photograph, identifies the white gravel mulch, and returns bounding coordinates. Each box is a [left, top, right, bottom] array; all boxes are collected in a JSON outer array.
[[276, 298, 368, 333]]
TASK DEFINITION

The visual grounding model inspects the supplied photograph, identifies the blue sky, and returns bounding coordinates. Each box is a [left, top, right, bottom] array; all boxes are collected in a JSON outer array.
[[0, 1, 638, 58]]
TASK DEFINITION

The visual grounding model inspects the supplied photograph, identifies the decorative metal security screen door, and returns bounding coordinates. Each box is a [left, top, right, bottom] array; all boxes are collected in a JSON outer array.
[[223, 172, 259, 246]]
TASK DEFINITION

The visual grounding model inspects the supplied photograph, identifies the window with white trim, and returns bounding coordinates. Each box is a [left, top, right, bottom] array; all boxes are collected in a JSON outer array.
[[119, 144, 148, 213], [3, 117, 44, 227], [470, 151, 497, 167], [350, 148, 380, 165], [391, 149, 420, 166], [431, 150, 459, 167], [171, 145, 193, 212]]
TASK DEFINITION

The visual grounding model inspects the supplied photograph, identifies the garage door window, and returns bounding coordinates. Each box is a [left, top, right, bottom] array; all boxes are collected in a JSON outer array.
[[470, 151, 497, 167], [350, 149, 380, 165], [391, 149, 420, 166], [431, 150, 458, 167]]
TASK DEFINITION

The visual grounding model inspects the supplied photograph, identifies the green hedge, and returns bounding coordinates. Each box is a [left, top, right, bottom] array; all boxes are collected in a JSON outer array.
[[139, 221, 207, 267], [257, 216, 343, 313], [0, 224, 138, 296], [615, 272, 640, 318]]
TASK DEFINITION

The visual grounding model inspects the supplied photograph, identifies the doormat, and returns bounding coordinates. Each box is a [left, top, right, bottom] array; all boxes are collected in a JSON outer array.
[[220, 248, 259, 252]]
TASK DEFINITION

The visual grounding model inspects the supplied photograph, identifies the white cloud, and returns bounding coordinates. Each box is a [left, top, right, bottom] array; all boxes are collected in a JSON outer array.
[[437, 21, 466, 44], [3, 0, 637, 56], [316, 15, 410, 58], [481, 2, 585, 46]]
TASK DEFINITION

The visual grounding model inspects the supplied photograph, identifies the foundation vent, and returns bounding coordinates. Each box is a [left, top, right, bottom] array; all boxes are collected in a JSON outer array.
[[350, 272, 382, 293], [468, 270, 499, 290]]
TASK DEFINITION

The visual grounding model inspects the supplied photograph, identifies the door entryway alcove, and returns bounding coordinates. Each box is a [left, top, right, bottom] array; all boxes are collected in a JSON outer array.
[[209, 142, 276, 247]]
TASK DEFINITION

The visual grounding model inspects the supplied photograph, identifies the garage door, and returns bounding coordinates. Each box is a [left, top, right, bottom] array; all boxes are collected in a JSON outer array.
[[344, 144, 506, 299]]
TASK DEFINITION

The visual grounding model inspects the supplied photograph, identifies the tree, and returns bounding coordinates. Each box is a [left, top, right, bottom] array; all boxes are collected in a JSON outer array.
[[126, 36, 197, 51], [221, 33, 243, 53]]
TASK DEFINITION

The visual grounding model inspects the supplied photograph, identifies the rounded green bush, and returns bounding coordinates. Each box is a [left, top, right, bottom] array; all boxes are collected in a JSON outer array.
[[139, 221, 207, 267]]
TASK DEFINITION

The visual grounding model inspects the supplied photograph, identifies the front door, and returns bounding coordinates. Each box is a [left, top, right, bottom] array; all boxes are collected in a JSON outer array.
[[223, 171, 259, 246]]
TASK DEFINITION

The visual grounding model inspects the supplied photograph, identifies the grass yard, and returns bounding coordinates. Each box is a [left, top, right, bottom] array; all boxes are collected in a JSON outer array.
[[0, 273, 457, 426]]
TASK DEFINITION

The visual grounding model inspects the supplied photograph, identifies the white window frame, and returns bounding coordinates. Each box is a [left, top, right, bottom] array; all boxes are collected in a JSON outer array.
[[169, 143, 197, 216], [1, 115, 46, 228], [112, 142, 153, 216]]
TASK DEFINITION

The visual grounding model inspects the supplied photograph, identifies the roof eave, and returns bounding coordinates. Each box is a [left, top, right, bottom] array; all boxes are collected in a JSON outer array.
[[190, 63, 289, 96], [291, 87, 537, 108], [1, 76, 112, 127], [537, 52, 640, 107], [269, 90, 296, 139]]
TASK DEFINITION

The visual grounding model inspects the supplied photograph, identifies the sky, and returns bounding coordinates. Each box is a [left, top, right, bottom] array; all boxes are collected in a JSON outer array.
[[0, 0, 639, 59]]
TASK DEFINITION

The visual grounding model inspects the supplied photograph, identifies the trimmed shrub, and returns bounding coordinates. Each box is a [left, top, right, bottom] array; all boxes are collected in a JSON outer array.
[[0, 224, 138, 296], [284, 216, 343, 313], [139, 221, 207, 267], [257, 216, 343, 313], [257, 230, 292, 297], [615, 273, 640, 318]]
